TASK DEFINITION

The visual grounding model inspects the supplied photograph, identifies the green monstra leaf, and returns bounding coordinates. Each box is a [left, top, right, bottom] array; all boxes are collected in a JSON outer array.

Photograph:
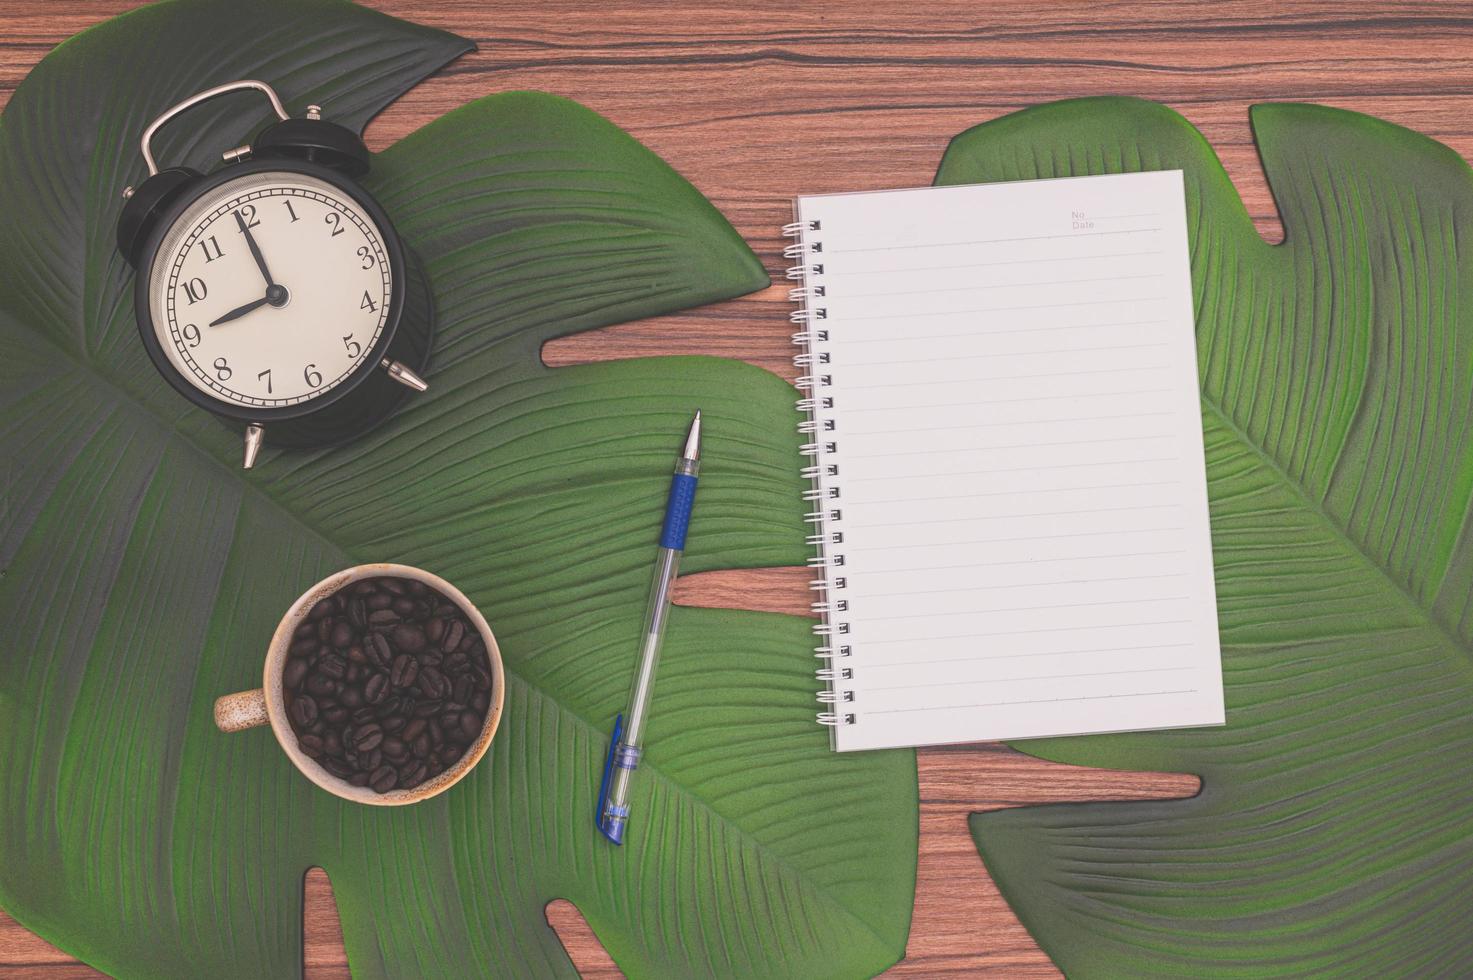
[[939, 98, 1473, 976], [0, 2, 917, 977]]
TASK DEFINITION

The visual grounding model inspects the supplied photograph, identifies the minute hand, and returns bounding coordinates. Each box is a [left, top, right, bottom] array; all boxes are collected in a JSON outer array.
[[235, 210, 274, 286]]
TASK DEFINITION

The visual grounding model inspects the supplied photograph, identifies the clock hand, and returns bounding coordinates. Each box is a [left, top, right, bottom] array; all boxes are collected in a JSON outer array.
[[235, 210, 275, 287], [208, 294, 272, 327]]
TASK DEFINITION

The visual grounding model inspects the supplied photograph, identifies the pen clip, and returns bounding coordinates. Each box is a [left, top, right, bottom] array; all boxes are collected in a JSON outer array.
[[596, 713, 626, 845]]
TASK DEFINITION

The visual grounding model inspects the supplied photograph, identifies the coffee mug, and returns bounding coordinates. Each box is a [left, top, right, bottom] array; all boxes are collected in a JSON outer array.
[[213, 563, 504, 805]]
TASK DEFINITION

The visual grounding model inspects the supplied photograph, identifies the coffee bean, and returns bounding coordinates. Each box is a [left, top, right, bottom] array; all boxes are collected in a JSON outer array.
[[353, 580, 377, 595], [365, 633, 393, 671], [369, 765, 398, 793], [306, 674, 336, 697], [391, 624, 426, 654], [283, 658, 309, 690], [323, 705, 349, 724], [472, 691, 490, 713], [419, 666, 448, 700], [378, 696, 404, 718], [345, 643, 368, 665], [322, 757, 353, 779], [451, 675, 472, 705], [382, 736, 407, 761], [316, 617, 333, 644], [352, 706, 377, 724], [339, 684, 364, 709], [324, 732, 343, 757], [427, 758, 445, 777], [441, 620, 465, 655], [355, 723, 383, 751], [348, 771, 371, 787], [318, 653, 346, 679], [445, 651, 469, 674], [458, 710, 481, 740], [347, 664, 365, 685], [382, 714, 406, 734], [419, 652, 443, 669], [381, 578, 407, 596], [294, 620, 316, 640], [401, 719, 426, 741], [426, 618, 445, 643], [290, 696, 318, 727], [298, 734, 324, 757], [330, 621, 354, 648], [367, 593, 394, 611], [368, 609, 400, 627], [411, 732, 430, 758], [439, 744, 462, 765], [361, 748, 382, 771], [365, 674, 389, 704], [309, 598, 335, 620], [428, 719, 444, 748], [390, 654, 419, 689], [399, 761, 428, 789]]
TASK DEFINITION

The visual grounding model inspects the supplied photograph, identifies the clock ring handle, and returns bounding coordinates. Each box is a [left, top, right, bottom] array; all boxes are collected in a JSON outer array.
[[140, 79, 291, 176]]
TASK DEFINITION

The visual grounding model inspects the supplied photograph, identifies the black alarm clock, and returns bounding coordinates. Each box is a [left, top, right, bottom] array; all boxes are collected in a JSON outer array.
[[116, 80, 433, 468]]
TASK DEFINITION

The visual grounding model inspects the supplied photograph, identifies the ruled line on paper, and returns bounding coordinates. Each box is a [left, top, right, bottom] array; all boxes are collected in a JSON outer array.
[[834, 321, 1170, 347], [823, 249, 1164, 277], [839, 433, 1176, 461], [842, 456, 1182, 482], [847, 526, 1188, 556], [857, 618, 1195, 648], [853, 411, 1176, 438], [858, 594, 1191, 625], [854, 479, 1181, 507], [826, 226, 1161, 254], [845, 502, 1182, 532], [866, 689, 1200, 716], [841, 294, 1167, 321], [842, 342, 1170, 369], [853, 572, 1185, 601], [838, 363, 1173, 392], [863, 641, 1194, 670], [842, 548, 1189, 577], [867, 665, 1197, 694], [842, 272, 1165, 300]]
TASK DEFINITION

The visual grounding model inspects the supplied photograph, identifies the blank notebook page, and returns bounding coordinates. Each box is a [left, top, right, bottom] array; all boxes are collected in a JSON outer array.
[[793, 170, 1225, 752]]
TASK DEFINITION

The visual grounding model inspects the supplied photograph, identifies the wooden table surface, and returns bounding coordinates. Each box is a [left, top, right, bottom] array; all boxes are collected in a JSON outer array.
[[4, 1, 1473, 976]]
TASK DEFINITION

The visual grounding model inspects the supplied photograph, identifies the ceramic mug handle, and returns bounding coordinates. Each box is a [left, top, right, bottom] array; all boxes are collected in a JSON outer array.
[[214, 689, 268, 733]]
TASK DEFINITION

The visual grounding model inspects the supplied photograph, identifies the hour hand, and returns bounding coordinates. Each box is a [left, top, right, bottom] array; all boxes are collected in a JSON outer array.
[[235, 210, 274, 287], [209, 294, 271, 327]]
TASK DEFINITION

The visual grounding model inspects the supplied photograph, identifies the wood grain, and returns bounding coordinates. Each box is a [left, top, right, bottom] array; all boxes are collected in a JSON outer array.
[[4, 0, 1472, 975]]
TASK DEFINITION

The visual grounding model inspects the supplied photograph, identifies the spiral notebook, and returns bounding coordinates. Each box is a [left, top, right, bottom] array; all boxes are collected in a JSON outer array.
[[787, 170, 1225, 752]]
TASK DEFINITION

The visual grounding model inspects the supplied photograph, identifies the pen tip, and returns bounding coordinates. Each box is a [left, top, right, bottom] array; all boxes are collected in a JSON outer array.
[[683, 410, 702, 460]]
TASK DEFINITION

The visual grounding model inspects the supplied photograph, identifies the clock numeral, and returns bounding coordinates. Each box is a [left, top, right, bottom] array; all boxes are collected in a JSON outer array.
[[303, 364, 323, 388], [360, 291, 378, 313], [343, 334, 362, 358], [234, 204, 260, 229], [325, 212, 344, 237], [356, 245, 375, 270], [213, 357, 232, 381], [181, 323, 200, 348], [282, 199, 299, 222], [199, 235, 225, 263], [257, 368, 272, 394], [182, 278, 208, 304]]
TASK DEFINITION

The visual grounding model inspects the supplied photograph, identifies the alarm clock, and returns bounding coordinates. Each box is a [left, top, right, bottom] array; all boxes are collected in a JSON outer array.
[[116, 80, 433, 468]]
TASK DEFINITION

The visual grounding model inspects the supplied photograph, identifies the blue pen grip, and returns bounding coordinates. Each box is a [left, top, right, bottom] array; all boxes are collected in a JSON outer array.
[[659, 472, 698, 550]]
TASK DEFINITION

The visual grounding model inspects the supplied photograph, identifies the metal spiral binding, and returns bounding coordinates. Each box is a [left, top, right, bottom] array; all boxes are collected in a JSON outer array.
[[786, 216, 856, 730]]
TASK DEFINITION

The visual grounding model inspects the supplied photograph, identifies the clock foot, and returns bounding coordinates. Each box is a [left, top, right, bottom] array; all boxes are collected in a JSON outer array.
[[381, 358, 429, 392], [242, 424, 265, 469]]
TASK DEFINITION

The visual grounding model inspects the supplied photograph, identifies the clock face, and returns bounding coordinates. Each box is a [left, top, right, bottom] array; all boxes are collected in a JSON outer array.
[[146, 171, 394, 409]]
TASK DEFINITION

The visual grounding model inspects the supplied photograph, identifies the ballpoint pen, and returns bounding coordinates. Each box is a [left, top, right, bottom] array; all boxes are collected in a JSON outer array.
[[596, 410, 702, 844]]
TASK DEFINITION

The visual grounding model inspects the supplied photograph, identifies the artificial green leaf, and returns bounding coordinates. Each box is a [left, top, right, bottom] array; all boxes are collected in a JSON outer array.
[[938, 98, 1473, 976], [0, 2, 917, 978]]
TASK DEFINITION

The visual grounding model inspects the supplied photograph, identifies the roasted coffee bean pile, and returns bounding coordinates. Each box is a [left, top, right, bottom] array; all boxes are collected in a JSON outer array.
[[283, 576, 493, 794]]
